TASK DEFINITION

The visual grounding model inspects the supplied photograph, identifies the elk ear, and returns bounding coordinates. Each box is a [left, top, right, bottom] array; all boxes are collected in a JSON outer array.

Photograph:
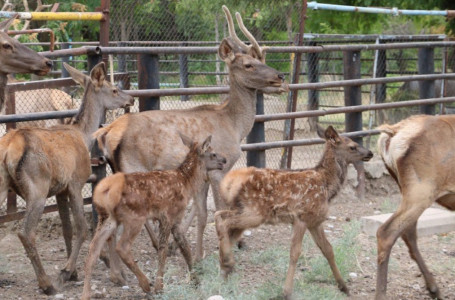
[[64, 62, 88, 87], [0, 15, 18, 32], [201, 135, 212, 152], [90, 62, 106, 88], [178, 132, 193, 149], [218, 38, 236, 63], [325, 126, 341, 145]]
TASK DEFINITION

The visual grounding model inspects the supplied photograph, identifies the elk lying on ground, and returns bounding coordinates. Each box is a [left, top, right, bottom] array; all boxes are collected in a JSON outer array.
[[92, 5, 288, 268], [0, 15, 52, 112], [375, 114, 455, 300], [215, 126, 373, 299], [81, 135, 226, 300], [0, 62, 133, 295]]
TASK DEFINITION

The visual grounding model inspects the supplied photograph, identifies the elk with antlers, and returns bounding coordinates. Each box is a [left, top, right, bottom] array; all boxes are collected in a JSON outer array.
[[0, 62, 133, 295], [215, 126, 373, 299], [375, 114, 455, 300], [81, 135, 226, 300], [0, 15, 52, 112], [92, 6, 288, 272]]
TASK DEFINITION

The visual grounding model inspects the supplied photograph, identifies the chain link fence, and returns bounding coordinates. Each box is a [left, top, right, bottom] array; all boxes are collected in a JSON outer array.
[[1, 0, 455, 217]]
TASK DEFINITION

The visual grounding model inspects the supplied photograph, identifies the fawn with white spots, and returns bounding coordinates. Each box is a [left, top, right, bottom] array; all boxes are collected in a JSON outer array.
[[215, 125, 373, 299], [81, 135, 226, 300]]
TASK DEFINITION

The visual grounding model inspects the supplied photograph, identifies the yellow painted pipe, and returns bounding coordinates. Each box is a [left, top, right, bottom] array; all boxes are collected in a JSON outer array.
[[27, 12, 104, 21]]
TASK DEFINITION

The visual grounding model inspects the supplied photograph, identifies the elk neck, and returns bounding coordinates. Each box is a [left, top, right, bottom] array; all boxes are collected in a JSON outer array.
[[71, 83, 106, 150], [315, 144, 349, 202], [0, 73, 7, 112], [223, 78, 258, 140]]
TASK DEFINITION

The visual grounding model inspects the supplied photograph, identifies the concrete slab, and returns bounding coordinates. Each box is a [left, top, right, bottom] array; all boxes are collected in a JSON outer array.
[[361, 208, 455, 237]]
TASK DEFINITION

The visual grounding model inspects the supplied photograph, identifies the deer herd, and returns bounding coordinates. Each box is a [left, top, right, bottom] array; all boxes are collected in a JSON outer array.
[[0, 5, 454, 300]]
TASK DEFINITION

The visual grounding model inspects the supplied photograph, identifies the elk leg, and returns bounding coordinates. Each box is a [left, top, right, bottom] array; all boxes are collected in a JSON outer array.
[[17, 197, 56, 295], [81, 217, 117, 300], [155, 219, 172, 293], [283, 219, 307, 300], [194, 184, 210, 261], [58, 189, 88, 285], [116, 217, 150, 293], [171, 223, 193, 272], [308, 224, 349, 295], [56, 193, 72, 259], [144, 220, 159, 251], [375, 202, 428, 300], [401, 222, 441, 299]]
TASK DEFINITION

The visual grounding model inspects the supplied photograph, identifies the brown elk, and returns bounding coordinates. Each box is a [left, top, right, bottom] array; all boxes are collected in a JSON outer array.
[[0, 62, 133, 295], [215, 126, 373, 299], [375, 114, 455, 300], [92, 5, 288, 267], [81, 135, 226, 300], [0, 15, 52, 112]]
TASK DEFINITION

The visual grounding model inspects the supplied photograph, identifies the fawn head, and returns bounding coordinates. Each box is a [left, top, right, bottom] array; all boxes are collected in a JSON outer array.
[[0, 15, 52, 76], [317, 125, 373, 163], [180, 134, 227, 172], [63, 62, 134, 109]]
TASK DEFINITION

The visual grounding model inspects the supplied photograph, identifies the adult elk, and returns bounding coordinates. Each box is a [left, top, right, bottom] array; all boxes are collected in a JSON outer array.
[[0, 15, 52, 112], [93, 6, 288, 264], [376, 114, 455, 300], [215, 126, 373, 299], [0, 62, 133, 295]]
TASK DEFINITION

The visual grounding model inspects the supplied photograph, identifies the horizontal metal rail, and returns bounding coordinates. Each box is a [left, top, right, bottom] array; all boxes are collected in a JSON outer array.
[[307, 1, 455, 17], [0, 11, 104, 21], [241, 130, 382, 151]]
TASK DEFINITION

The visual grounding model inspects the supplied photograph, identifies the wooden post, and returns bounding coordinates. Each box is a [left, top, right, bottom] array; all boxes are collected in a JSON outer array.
[[375, 47, 387, 124], [179, 42, 189, 101], [138, 54, 160, 111], [343, 50, 366, 200], [247, 93, 266, 168], [307, 41, 319, 131], [418, 47, 435, 115]]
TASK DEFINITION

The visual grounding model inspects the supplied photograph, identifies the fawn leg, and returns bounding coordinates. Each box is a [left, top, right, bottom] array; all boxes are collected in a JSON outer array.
[[401, 221, 441, 299], [17, 196, 56, 295], [116, 217, 150, 293], [308, 224, 348, 295], [283, 219, 306, 300], [193, 183, 210, 261], [171, 223, 192, 272], [144, 220, 159, 252], [81, 217, 117, 300], [154, 219, 172, 293]]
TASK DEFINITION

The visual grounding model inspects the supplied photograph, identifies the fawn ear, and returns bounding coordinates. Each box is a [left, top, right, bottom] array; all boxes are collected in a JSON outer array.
[[90, 62, 106, 88], [324, 125, 341, 145], [201, 135, 212, 153], [64, 62, 88, 87], [178, 132, 193, 149]]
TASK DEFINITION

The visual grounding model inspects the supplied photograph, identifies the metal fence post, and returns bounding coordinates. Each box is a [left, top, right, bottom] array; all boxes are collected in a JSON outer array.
[[307, 41, 319, 131], [138, 54, 160, 111], [343, 50, 366, 200], [418, 47, 435, 115], [179, 42, 189, 101], [246, 93, 266, 168]]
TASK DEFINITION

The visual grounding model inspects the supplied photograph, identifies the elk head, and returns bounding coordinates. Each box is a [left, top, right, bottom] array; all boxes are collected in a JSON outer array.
[[220, 6, 288, 94], [0, 15, 52, 76]]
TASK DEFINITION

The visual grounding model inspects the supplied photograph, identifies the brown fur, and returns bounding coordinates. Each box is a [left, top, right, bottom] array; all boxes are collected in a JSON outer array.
[[375, 114, 455, 300], [0, 62, 133, 295], [81, 136, 226, 300], [215, 126, 373, 299], [92, 6, 289, 263], [0, 16, 52, 112]]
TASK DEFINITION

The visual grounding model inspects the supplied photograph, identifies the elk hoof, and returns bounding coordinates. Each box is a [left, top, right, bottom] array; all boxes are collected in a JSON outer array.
[[59, 269, 78, 283], [339, 284, 350, 295], [110, 271, 127, 286], [237, 239, 248, 250], [42, 284, 57, 295], [428, 286, 442, 299]]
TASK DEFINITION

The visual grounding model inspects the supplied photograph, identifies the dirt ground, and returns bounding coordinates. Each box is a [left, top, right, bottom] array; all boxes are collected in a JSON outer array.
[[1, 160, 455, 300]]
